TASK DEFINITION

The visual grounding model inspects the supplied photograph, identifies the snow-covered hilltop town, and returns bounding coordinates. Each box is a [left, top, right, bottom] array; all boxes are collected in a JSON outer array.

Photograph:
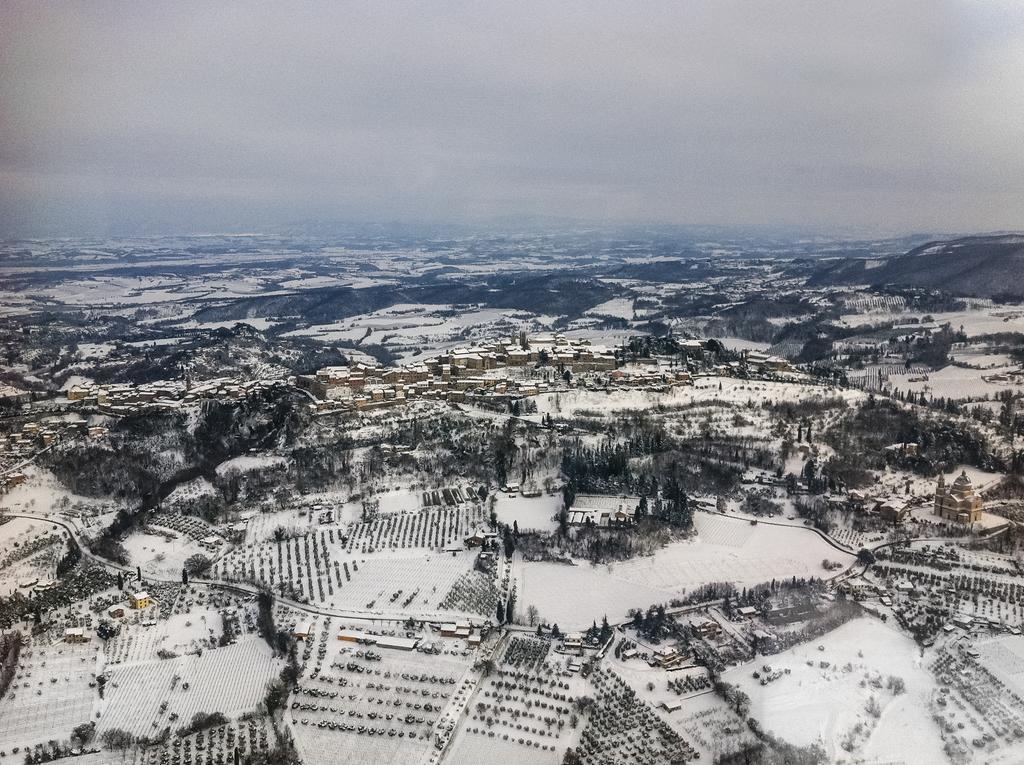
[[2, 229, 1024, 765]]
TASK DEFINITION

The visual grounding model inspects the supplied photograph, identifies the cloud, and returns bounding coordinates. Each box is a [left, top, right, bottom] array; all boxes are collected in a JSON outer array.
[[1, 0, 1022, 235]]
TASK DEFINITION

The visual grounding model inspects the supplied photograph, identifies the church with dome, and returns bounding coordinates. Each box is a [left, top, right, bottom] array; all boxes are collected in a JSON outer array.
[[933, 471, 983, 524]]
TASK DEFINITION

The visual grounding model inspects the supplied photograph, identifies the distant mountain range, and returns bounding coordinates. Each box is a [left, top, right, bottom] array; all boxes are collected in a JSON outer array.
[[808, 234, 1024, 298]]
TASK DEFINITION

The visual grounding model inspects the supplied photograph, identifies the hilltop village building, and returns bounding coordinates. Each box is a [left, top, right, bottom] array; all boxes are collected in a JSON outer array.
[[66, 377, 286, 414], [296, 334, 624, 411], [934, 472, 984, 524]]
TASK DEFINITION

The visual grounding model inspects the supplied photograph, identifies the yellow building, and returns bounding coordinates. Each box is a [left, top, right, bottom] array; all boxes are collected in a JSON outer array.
[[131, 590, 152, 609], [934, 472, 983, 524]]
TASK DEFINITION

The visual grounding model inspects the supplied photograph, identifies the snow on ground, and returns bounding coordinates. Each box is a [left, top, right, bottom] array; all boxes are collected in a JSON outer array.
[[163, 476, 218, 507], [123, 530, 210, 579], [0, 467, 115, 527], [716, 337, 772, 352], [173, 317, 281, 331], [215, 454, 287, 475], [97, 636, 279, 739], [586, 297, 635, 319], [158, 608, 223, 655], [374, 487, 424, 515], [493, 493, 560, 532], [950, 350, 1016, 369], [77, 342, 116, 358], [515, 559, 672, 630], [534, 377, 861, 419], [321, 550, 472, 615], [0, 515, 64, 595], [444, 731, 562, 765], [612, 513, 854, 591], [975, 635, 1024, 697], [244, 508, 316, 544], [282, 304, 528, 349], [838, 307, 1024, 337], [728, 617, 944, 764], [278, 275, 347, 289], [0, 639, 101, 752], [888, 364, 1021, 401], [59, 374, 95, 390], [515, 514, 853, 629]]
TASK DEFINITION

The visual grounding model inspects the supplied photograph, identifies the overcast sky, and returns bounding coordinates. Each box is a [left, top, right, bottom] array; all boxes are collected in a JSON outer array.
[[2, 1, 1023, 236]]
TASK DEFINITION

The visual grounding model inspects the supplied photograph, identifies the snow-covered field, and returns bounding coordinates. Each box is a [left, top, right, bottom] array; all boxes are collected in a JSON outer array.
[[0, 639, 100, 752], [612, 513, 854, 591], [123, 530, 210, 579], [888, 363, 1021, 401], [975, 635, 1024, 698], [838, 306, 1024, 337], [215, 454, 287, 475], [586, 297, 635, 319], [97, 636, 279, 738], [493, 493, 560, 532], [729, 617, 944, 763], [515, 514, 853, 629], [534, 377, 861, 419]]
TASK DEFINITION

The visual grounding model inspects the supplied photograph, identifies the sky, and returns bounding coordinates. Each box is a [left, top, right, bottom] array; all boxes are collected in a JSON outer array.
[[1, 1, 1023, 237]]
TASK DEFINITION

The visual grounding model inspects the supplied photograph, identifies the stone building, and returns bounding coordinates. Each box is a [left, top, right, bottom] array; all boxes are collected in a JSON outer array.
[[933, 471, 983, 524]]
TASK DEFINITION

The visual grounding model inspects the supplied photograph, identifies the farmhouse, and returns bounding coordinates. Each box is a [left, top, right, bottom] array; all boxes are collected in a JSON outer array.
[[874, 498, 908, 524], [200, 534, 224, 550], [745, 351, 792, 372], [64, 627, 89, 643], [692, 619, 722, 639], [562, 633, 584, 652], [736, 606, 759, 619], [463, 529, 495, 548], [441, 621, 472, 638], [131, 591, 152, 609], [568, 494, 639, 527], [338, 630, 419, 651], [651, 645, 688, 670]]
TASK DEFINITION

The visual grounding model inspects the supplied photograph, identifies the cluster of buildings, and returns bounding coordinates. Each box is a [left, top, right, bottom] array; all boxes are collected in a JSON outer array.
[[296, 333, 705, 413], [0, 420, 63, 457], [567, 494, 639, 527], [0, 420, 89, 491], [66, 377, 286, 414], [743, 351, 793, 373], [0, 420, 110, 492], [294, 620, 484, 651], [297, 360, 559, 412], [298, 333, 618, 412], [64, 591, 153, 643], [846, 472, 988, 527]]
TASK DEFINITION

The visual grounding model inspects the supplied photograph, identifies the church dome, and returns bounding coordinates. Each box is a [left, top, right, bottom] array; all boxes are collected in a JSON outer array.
[[952, 471, 973, 492]]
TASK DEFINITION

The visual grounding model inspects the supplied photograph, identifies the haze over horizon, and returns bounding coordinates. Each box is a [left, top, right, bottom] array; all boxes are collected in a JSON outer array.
[[2, 1, 1023, 237]]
